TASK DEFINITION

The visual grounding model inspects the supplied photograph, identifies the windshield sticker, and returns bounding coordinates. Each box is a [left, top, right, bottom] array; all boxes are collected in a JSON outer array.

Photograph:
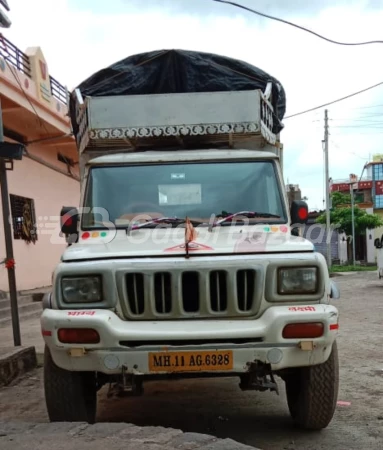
[[158, 184, 202, 206], [171, 173, 185, 180]]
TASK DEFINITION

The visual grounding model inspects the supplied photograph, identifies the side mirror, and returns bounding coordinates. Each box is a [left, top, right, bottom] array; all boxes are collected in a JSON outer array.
[[60, 206, 79, 243], [290, 200, 309, 225]]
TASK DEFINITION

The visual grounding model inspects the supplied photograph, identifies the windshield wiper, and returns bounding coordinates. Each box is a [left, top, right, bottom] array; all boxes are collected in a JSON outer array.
[[208, 210, 281, 231], [126, 217, 205, 234]]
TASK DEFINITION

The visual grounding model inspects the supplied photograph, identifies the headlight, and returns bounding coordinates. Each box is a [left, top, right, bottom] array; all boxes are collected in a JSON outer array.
[[62, 276, 102, 303], [277, 267, 318, 295]]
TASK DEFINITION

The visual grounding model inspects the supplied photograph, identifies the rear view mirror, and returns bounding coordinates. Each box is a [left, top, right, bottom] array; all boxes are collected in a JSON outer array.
[[290, 200, 309, 225]]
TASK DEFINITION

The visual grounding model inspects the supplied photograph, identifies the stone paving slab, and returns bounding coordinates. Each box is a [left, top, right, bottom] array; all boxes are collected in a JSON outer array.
[[0, 347, 37, 387], [0, 422, 262, 449]]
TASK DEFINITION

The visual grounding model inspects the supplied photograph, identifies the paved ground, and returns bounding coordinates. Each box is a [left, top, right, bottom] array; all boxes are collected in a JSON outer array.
[[0, 271, 382, 449], [1, 318, 44, 353], [0, 422, 260, 450]]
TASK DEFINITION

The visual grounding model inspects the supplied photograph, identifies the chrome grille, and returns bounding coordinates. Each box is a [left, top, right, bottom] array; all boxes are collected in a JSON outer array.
[[121, 267, 260, 320]]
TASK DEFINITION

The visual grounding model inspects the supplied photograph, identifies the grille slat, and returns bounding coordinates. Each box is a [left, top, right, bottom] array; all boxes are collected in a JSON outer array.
[[126, 273, 145, 315], [123, 267, 260, 320], [237, 269, 256, 312], [154, 272, 172, 314], [210, 271, 228, 313]]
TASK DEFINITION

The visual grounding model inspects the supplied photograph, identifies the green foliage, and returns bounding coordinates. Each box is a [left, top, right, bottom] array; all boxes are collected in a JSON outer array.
[[331, 191, 351, 207], [330, 265, 377, 273], [316, 205, 383, 237]]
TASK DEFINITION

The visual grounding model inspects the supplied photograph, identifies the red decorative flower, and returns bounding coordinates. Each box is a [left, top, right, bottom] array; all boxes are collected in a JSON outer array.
[[5, 259, 15, 269]]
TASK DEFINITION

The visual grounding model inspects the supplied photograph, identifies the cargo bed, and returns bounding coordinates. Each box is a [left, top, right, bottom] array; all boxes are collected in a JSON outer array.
[[73, 85, 279, 155]]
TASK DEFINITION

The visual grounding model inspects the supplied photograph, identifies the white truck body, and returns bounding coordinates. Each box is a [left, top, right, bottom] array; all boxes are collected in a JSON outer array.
[[41, 80, 340, 429]]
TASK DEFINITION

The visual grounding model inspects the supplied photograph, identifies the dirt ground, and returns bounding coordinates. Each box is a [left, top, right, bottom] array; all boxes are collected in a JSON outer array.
[[0, 271, 382, 450]]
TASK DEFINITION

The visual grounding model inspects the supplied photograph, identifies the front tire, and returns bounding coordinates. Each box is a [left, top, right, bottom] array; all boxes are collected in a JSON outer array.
[[43, 346, 97, 423], [285, 341, 339, 430]]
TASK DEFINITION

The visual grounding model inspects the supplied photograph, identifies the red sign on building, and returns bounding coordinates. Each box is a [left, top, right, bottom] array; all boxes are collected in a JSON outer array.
[[331, 180, 373, 192], [375, 181, 383, 195], [359, 181, 372, 189]]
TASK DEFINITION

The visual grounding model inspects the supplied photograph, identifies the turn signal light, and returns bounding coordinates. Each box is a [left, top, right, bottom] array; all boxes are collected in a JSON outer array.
[[58, 328, 100, 344], [282, 322, 324, 339]]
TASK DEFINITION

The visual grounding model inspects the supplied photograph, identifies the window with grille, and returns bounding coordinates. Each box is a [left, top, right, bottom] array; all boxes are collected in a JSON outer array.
[[9, 194, 38, 244]]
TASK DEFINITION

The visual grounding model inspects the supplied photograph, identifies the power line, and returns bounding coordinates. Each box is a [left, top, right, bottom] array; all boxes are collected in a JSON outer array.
[[348, 103, 383, 110], [330, 116, 383, 121], [331, 125, 383, 129], [284, 81, 383, 119], [212, 0, 383, 46]]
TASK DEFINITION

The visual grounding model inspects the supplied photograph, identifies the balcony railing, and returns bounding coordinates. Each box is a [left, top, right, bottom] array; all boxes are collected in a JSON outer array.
[[50, 75, 68, 105], [0, 34, 69, 105], [0, 34, 31, 77]]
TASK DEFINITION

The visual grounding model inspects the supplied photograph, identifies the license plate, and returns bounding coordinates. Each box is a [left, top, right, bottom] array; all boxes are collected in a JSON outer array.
[[148, 350, 233, 373]]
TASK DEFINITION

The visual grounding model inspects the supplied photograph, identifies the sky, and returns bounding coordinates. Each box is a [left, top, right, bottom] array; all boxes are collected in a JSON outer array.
[[3, 0, 383, 210]]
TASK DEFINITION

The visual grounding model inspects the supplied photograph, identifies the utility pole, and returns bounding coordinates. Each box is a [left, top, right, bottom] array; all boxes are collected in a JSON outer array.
[[349, 175, 357, 266], [0, 103, 22, 346], [324, 109, 332, 268], [0, 0, 22, 346]]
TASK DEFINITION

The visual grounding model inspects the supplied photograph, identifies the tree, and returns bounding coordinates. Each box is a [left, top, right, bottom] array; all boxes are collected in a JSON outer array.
[[330, 191, 351, 208], [316, 206, 383, 237], [316, 191, 383, 237]]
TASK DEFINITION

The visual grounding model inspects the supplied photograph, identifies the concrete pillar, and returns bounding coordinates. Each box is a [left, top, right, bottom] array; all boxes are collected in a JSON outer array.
[[25, 47, 52, 104]]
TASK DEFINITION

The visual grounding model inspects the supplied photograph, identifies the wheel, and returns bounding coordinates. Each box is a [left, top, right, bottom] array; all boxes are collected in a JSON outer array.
[[43, 345, 97, 423], [285, 341, 339, 430]]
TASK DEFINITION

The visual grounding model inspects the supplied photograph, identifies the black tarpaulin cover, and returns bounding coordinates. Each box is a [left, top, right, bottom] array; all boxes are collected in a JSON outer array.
[[69, 49, 286, 136]]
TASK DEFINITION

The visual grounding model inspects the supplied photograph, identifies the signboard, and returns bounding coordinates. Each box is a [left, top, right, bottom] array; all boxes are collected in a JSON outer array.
[[0, 142, 24, 160], [375, 181, 383, 195]]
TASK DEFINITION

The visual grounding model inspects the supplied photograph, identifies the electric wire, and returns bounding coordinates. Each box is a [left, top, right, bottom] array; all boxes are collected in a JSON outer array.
[[212, 0, 383, 46], [284, 81, 383, 119]]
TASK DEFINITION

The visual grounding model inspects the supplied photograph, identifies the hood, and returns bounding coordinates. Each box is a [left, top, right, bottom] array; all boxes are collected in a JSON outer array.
[[61, 225, 314, 262]]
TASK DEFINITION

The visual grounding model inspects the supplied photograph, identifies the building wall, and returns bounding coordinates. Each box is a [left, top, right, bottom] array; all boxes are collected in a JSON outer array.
[[365, 208, 376, 264], [0, 152, 80, 291], [302, 222, 340, 261]]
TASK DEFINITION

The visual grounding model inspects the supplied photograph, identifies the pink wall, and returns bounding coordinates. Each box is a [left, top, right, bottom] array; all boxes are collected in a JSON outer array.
[[0, 152, 80, 292]]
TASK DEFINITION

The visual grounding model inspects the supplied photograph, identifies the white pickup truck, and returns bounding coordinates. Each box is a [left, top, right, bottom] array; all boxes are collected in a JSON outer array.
[[41, 50, 340, 431]]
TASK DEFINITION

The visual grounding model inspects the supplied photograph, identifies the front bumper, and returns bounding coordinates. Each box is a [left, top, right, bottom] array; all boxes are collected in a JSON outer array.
[[41, 304, 339, 375]]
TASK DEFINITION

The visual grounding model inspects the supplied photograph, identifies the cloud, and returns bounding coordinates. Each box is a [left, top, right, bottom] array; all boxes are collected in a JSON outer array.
[[3, 0, 383, 210]]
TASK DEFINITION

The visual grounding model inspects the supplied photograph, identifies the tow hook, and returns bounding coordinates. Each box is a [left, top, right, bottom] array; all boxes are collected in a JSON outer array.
[[107, 365, 144, 398], [239, 362, 279, 395]]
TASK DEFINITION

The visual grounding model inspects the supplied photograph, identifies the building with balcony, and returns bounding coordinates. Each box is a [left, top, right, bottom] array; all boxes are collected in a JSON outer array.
[[329, 168, 379, 264], [0, 35, 79, 291]]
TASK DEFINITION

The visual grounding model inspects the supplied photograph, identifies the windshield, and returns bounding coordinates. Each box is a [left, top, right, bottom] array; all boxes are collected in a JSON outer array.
[[82, 160, 287, 228]]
